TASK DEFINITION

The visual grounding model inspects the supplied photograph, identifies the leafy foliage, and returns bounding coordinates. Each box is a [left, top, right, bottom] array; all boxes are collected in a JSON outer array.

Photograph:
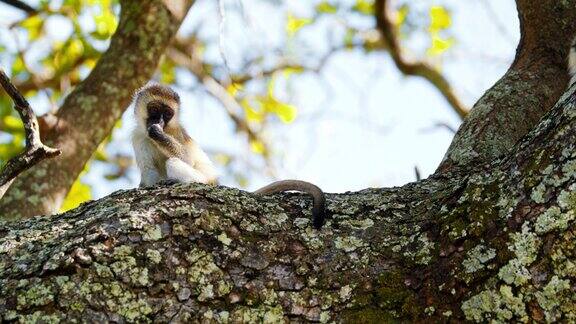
[[427, 6, 454, 56], [0, 0, 459, 207]]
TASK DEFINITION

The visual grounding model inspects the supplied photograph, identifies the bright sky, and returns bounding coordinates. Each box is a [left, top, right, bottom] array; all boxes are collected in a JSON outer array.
[[0, 0, 519, 199]]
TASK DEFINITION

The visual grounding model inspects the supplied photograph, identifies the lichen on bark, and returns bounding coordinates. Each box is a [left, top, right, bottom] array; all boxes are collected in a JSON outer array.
[[1, 83, 576, 321], [2, 0, 576, 322]]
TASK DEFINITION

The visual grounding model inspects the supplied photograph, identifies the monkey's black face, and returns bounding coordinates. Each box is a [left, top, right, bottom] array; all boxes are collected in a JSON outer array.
[[146, 100, 175, 129]]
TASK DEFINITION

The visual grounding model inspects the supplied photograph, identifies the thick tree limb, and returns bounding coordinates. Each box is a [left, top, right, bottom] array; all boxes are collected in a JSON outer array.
[[0, 0, 194, 220], [1, 84, 576, 322], [438, 0, 576, 171], [374, 0, 469, 119], [0, 70, 60, 198], [0, 0, 36, 14]]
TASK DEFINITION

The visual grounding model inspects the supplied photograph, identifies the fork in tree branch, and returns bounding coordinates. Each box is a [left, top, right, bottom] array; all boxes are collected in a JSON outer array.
[[0, 69, 60, 199]]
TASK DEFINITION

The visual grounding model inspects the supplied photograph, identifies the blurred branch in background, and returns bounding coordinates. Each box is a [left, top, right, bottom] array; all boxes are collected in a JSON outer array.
[[0, 0, 512, 205], [167, 39, 273, 163], [374, 0, 469, 119], [0, 0, 36, 14], [170, 40, 259, 137], [0, 69, 60, 198]]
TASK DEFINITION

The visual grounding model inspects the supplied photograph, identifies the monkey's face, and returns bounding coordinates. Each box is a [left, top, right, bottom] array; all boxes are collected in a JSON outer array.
[[146, 100, 175, 130], [134, 84, 180, 130]]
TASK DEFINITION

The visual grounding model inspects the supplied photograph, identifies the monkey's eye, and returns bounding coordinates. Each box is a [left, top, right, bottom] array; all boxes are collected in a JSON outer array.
[[163, 109, 174, 121], [147, 104, 161, 115]]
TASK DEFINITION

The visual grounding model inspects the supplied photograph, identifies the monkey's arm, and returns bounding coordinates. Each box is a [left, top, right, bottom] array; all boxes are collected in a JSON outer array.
[[254, 180, 326, 229], [147, 124, 188, 161], [147, 125, 214, 184]]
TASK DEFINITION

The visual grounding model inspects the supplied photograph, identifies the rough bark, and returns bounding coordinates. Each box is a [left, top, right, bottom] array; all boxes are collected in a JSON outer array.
[[1, 84, 576, 322], [0, 0, 194, 220], [438, 0, 576, 171]]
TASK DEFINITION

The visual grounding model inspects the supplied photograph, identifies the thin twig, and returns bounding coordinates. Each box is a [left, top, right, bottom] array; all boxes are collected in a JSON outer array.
[[167, 43, 282, 176], [414, 166, 421, 181], [231, 63, 306, 84], [0, 69, 60, 198], [0, 0, 36, 14], [232, 44, 344, 84], [374, 0, 469, 119], [216, 0, 233, 83], [166, 47, 262, 144]]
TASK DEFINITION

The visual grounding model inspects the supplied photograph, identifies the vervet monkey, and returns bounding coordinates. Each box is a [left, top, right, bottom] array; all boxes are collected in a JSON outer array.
[[131, 84, 326, 229]]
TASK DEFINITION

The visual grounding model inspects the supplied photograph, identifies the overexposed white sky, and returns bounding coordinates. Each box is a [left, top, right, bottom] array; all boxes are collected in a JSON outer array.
[[0, 0, 519, 198]]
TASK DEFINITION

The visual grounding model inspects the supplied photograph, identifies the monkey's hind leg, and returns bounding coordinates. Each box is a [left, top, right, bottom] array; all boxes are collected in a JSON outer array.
[[165, 157, 209, 184], [139, 169, 162, 187]]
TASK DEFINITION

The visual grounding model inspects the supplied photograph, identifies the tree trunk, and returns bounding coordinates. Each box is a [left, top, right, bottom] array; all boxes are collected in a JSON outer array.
[[1, 83, 576, 321], [438, 0, 576, 171], [0, 0, 194, 220]]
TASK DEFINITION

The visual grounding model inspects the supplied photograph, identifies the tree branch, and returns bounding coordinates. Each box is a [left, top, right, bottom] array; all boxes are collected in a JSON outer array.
[[1, 84, 576, 321], [166, 44, 271, 160], [231, 62, 306, 84], [0, 0, 195, 220], [374, 0, 468, 119], [230, 45, 343, 84], [0, 69, 60, 198], [437, 0, 576, 172], [0, 0, 36, 14], [167, 48, 258, 139]]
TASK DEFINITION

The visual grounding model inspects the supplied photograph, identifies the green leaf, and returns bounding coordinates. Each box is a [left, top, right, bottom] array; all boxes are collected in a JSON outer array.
[[54, 38, 85, 71], [0, 142, 23, 162], [160, 59, 176, 84], [226, 83, 243, 97], [214, 153, 231, 166], [241, 98, 264, 123], [60, 178, 92, 212], [352, 0, 373, 15], [235, 174, 249, 188], [2, 115, 23, 131], [93, 9, 117, 39], [286, 13, 311, 37], [316, 1, 337, 14], [344, 28, 356, 48], [68, 38, 84, 57], [249, 139, 265, 155], [396, 5, 409, 27], [269, 100, 297, 124], [283, 66, 304, 78], [427, 34, 455, 56], [11, 56, 25, 75], [21, 15, 44, 40], [429, 6, 451, 33], [62, 0, 82, 13]]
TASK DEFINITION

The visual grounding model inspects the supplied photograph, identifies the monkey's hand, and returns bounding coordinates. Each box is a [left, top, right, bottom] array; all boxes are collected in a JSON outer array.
[[147, 125, 186, 161], [147, 124, 165, 140]]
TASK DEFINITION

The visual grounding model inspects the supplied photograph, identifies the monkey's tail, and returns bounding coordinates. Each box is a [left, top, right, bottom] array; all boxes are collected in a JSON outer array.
[[254, 180, 326, 229]]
